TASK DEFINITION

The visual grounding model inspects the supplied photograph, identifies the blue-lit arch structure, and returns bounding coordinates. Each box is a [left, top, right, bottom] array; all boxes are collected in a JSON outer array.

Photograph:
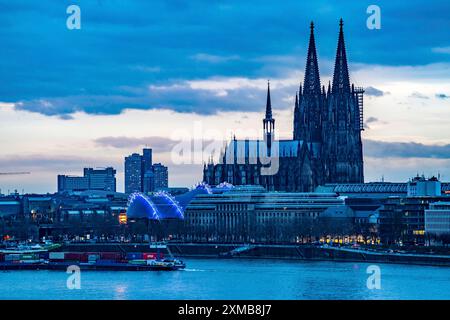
[[127, 182, 218, 220], [126, 192, 160, 220]]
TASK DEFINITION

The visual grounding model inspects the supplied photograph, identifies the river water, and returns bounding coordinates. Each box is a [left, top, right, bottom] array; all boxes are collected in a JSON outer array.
[[0, 259, 449, 299]]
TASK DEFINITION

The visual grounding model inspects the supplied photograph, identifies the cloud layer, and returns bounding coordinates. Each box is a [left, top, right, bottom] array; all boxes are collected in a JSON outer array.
[[2, 0, 450, 117], [364, 140, 450, 159]]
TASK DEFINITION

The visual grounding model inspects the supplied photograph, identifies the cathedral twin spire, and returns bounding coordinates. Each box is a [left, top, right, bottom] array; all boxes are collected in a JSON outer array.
[[303, 22, 321, 96], [264, 19, 354, 143], [205, 18, 363, 189], [293, 19, 354, 142], [332, 18, 351, 93], [301, 18, 351, 97]]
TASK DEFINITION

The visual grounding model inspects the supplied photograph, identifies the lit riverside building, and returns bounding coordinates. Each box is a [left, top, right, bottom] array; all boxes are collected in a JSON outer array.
[[425, 202, 450, 241], [182, 185, 355, 243]]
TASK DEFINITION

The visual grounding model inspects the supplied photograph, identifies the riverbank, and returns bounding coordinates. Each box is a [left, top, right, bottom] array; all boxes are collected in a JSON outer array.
[[55, 243, 450, 267]]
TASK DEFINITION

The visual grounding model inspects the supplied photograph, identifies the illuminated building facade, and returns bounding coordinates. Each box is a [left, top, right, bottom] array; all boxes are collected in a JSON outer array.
[[182, 185, 353, 243]]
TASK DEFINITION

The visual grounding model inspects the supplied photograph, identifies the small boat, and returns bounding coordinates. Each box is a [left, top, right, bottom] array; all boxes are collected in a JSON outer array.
[[146, 258, 186, 270]]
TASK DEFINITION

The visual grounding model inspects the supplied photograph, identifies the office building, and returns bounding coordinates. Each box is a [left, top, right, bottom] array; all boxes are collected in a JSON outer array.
[[58, 167, 116, 193], [183, 185, 348, 243], [57, 175, 89, 192], [407, 176, 442, 197], [425, 202, 450, 236], [142, 148, 152, 172], [125, 149, 169, 193], [125, 153, 144, 194], [0, 196, 22, 218], [152, 163, 168, 191]]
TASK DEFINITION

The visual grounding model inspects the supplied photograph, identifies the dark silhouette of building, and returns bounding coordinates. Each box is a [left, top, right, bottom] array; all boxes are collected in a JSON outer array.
[[125, 152, 144, 194], [58, 167, 116, 192], [203, 20, 364, 191], [152, 163, 168, 191], [125, 148, 168, 194]]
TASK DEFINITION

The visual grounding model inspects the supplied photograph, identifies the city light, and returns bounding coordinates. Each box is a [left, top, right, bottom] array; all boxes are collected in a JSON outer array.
[[118, 212, 127, 225]]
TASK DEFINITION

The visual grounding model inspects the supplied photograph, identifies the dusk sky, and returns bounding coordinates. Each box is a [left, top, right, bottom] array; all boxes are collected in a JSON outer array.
[[1, 0, 450, 193]]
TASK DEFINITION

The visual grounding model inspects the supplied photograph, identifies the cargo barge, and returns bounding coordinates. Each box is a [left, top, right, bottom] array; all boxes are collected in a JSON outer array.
[[0, 260, 185, 271], [0, 247, 186, 271]]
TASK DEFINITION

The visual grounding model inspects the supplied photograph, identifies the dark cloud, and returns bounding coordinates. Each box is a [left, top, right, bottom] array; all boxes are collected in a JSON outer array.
[[365, 116, 379, 124], [0, 154, 119, 172], [363, 116, 380, 129], [16, 80, 301, 116], [94, 136, 218, 153], [364, 86, 385, 97], [435, 93, 450, 99], [409, 92, 429, 99], [58, 114, 75, 120], [364, 139, 450, 159], [94, 136, 178, 151]]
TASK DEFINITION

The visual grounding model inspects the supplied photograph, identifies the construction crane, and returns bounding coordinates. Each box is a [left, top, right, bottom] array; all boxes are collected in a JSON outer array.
[[0, 172, 31, 175]]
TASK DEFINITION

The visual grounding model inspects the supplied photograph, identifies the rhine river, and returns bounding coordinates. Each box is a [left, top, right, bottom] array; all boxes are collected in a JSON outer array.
[[1, 259, 449, 299]]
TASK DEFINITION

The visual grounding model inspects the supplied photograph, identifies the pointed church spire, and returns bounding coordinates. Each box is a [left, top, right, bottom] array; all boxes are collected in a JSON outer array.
[[298, 83, 303, 103], [294, 92, 299, 111], [263, 80, 275, 152], [265, 80, 272, 119], [332, 18, 350, 93], [303, 21, 321, 95]]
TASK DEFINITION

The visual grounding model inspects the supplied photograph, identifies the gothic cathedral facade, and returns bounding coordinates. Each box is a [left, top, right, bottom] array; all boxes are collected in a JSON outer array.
[[203, 20, 364, 191]]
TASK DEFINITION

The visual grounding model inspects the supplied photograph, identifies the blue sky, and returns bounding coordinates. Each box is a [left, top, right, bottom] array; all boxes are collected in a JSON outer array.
[[0, 0, 450, 193]]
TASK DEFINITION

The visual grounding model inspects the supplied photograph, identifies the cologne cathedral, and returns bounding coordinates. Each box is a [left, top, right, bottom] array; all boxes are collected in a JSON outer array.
[[203, 20, 364, 192]]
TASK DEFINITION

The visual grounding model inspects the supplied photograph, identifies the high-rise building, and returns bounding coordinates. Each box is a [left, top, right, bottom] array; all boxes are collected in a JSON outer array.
[[204, 20, 364, 191], [152, 163, 168, 191], [142, 148, 153, 193], [143, 170, 154, 193], [125, 153, 143, 194], [58, 167, 116, 192], [142, 148, 153, 172], [125, 148, 168, 193]]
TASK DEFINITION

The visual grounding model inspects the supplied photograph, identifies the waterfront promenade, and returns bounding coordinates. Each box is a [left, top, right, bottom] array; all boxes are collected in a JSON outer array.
[[56, 242, 450, 267]]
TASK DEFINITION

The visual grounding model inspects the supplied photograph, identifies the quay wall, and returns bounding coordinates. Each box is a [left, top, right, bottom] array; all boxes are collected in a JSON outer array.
[[57, 243, 450, 267]]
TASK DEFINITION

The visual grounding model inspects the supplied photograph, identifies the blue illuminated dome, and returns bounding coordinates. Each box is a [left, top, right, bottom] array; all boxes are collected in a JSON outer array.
[[126, 183, 213, 220], [126, 193, 160, 220]]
